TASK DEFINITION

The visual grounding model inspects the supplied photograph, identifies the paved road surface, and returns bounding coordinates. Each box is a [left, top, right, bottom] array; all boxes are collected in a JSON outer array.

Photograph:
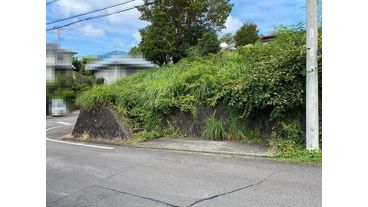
[[47, 115, 321, 207]]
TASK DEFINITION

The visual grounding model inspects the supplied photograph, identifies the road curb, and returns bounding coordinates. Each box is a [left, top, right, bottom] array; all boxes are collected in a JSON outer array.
[[61, 136, 273, 159], [127, 144, 272, 158], [60, 137, 321, 165]]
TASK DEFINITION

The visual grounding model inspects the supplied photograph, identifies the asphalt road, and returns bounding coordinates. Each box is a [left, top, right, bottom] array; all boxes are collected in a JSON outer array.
[[47, 115, 321, 207]]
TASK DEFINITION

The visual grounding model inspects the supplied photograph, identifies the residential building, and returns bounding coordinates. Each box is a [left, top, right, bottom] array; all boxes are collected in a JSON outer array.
[[46, 43, 76, 115], [260, 35, 277, 44], [46, 43, 76, 82], [86, 51, 157, 84], [220, 42, 236, 51]]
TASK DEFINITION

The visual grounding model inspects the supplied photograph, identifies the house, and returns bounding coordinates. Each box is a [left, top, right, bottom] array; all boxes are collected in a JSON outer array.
[[260, 35, 277, 44], [46, 43, 76, 82], [220, 42, 236, 51], [46, 43, 76, 115], [86, 51, 157, 84]]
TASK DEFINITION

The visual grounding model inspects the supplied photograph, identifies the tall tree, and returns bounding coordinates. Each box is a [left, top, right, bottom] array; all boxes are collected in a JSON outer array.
[[197, 30, 220, 56], [234, 22, 260, 47], [139, 20, 176, 65], [138, 0, 233, 65]]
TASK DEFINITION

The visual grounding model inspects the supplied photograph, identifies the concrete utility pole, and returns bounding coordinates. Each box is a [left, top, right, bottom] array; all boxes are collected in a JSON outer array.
[[56, 27, 61, 48], [306, 0, 319, 150]]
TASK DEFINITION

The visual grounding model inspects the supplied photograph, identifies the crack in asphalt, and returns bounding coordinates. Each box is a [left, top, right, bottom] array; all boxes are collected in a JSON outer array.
[[48, 137, 282, 207], [97, 185, 181, 207], [49, 164, 140, 204], [93, 170, 281, 207], [185, 171, 282, 207]]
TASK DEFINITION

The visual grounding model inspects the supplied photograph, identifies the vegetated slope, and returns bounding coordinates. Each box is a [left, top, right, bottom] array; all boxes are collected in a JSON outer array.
[[76, 26, 322, 144]]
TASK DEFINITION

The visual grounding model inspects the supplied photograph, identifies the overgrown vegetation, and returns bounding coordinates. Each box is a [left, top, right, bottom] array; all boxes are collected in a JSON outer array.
[[271, 139, 322, 163], [269, 119, 321, 164], [203, 113, 226, 140], [76, 25, 322, 163]]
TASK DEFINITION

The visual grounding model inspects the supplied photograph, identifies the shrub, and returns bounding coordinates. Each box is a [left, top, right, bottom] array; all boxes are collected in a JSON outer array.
[[280, 120, 304, 144], [135, 129, 164, 142], [271, 139, 322, 163], [75, 85, 116, 110], [203, 114, 226, 140], [226, 111, 246, 141]]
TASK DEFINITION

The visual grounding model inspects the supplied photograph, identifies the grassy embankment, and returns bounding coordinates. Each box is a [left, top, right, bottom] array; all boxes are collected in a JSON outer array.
[[76, 26, 322, 163]]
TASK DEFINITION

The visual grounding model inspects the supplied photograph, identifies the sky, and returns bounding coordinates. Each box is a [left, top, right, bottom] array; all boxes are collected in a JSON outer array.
[[46, 0, 322, 57]]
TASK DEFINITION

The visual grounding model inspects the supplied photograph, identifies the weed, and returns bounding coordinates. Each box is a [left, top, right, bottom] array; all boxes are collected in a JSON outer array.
[[271, 139, 322, 164], [226, 112, 246, 141], [241, 129, 268, 144], [164, 121, 182, 138], [203, 114, 226, 140], [134, 129, 164, 142]]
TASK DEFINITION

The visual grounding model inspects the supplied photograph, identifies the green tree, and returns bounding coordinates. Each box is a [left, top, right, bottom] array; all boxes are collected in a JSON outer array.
[[219, 33, 234, 44], [70, 56, 104, 97], [234, 22, 260, 47], [72, 56, 92, 75], [197, 31, 220, 56], [72, 57, 83, 73], [138, 0, 233, 65], [139, 22, 176, 65]]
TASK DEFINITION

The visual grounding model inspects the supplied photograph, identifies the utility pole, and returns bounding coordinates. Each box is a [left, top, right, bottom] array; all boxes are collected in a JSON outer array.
[[56, 27, 61, 48], [306, 0, 319, 150], [56, 27, 63, 65]]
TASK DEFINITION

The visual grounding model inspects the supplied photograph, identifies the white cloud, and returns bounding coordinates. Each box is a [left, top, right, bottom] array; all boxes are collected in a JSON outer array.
[[80, 25, 105, 37], [54, 0, 92, 17], [223, 16, 242, 34]]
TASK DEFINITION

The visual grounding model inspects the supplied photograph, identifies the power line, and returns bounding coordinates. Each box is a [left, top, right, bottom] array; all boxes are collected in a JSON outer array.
[[47, 0, 137, 25], [46, 1, 154, 31], [47, 0, 60, 5]]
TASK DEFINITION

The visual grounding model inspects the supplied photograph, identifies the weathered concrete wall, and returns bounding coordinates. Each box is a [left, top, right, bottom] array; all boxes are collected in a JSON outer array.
[[72, 107, 131, 139], [167, 105, 275, 138]]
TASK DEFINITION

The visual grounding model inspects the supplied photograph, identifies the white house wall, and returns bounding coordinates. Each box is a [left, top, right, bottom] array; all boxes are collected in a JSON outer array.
[[95, 66, 128, 84], [46, 66, 55, 82]]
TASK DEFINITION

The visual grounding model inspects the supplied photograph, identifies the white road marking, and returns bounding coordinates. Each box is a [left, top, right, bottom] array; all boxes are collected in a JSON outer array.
[[46, 138, 114, 150], [46, 125, 67, 131], [57, 121, 71, 125]]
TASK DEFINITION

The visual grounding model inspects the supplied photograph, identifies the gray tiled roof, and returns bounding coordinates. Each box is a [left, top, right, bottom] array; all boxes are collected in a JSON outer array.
[[86, 54, 157, 71], [46, 43, 77, 54]]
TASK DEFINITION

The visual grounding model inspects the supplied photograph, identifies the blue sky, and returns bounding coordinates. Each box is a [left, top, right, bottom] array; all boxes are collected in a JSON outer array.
[[46, 0, 321, 57]]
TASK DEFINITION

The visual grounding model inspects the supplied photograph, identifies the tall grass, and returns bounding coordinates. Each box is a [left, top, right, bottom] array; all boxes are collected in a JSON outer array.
[[203, 114, 226, 140]]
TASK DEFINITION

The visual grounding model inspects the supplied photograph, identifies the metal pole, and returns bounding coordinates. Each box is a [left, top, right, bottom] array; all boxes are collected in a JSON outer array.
[[306, 0, 319, 150]]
